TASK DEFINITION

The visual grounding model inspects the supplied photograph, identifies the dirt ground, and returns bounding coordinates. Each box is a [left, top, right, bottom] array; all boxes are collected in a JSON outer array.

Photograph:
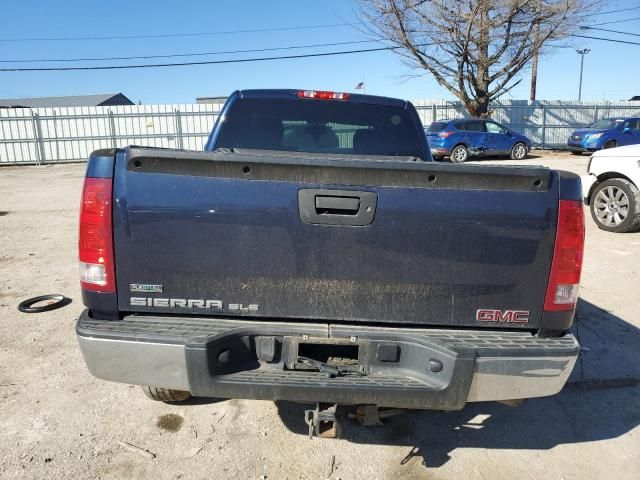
[[0, 150, 638, 480]]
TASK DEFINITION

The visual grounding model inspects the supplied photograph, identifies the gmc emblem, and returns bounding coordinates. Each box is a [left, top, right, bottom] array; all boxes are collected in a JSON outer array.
[[476, 309, 530, 323]]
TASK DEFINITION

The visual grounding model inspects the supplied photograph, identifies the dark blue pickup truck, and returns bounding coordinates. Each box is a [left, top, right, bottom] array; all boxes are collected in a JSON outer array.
[[76, 89, 584, 431]]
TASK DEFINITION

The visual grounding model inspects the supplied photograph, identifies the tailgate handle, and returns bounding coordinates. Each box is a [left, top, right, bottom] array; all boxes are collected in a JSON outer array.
[[298, 189, 377, 226], [315, 195, 360, 215]]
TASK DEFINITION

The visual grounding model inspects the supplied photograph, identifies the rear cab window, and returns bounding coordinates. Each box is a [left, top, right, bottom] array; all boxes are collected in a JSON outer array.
[[215, 97, 426, 159]]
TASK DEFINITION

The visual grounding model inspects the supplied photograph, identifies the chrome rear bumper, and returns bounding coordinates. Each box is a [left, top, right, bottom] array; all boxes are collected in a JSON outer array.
[[77, 311, 579, 408]]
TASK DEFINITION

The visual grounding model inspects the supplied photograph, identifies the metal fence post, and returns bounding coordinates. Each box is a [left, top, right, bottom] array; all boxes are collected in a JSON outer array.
[[52, 111, 60, 162], [174, 109, 184, 149], [432, 104, 437, 123], [31, 112, 45, 165], [593, 104, 599, 123], [108, 110, 117, 148], [541, 105, 547, 149]]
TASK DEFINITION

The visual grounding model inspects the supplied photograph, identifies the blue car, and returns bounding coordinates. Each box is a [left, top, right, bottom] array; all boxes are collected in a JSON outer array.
[[568, 117, 640, 154], [425, 118, 531, 163]]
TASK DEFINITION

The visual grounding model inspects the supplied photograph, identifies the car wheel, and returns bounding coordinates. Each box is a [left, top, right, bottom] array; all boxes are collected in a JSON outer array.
[[603, 140, 616, 149], [570, 151, 583, 155], [450, 145, 468, 163], [141, 386, 191, 402], [590, 178, 640, 233], [510, 142, 528, 160]]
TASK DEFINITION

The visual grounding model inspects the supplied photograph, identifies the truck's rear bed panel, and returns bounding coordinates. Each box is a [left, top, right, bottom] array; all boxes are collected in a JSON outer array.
[[113, 148, 558, 329]]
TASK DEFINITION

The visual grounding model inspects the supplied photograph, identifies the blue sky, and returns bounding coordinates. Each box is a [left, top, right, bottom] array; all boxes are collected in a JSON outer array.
[[0, 0, 638, 104]]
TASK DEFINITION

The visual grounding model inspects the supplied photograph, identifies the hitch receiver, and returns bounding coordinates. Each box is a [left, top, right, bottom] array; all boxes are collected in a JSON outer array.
[[304, 403, 340, 439]]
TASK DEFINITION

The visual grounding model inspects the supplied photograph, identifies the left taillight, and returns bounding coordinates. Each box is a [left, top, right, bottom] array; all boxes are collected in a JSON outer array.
[[79, 177, 115, 292], [543, 200, 585, 311]]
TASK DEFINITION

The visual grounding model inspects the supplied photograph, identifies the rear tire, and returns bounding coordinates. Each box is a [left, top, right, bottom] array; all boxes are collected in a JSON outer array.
[[510, 142, 528, 160], [141, 386, 191, 402], [603, 140, 617, 149], [589, 178, 640, 233], [450, 145, 468, 163]]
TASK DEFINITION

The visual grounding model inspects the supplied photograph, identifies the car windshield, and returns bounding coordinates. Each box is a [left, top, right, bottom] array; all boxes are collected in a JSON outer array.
[[427, 122, 448, 132], [589, 118, 624, 129], [216, 98, 425, 159]]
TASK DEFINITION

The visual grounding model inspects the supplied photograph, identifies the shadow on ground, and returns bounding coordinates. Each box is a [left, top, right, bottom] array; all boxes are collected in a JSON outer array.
[[439, 151, 544, 163], [467, 151, 544, 162], [178, 396, 226, 406], [276, 298, 640, 468]]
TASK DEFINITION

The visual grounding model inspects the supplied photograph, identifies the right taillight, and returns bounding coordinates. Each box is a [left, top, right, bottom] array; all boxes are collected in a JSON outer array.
[[79, 177, 115, 292], [544, 200, 585, 311]]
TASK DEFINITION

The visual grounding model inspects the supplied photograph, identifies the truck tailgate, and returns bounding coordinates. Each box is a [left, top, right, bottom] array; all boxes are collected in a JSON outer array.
[[113, 147, 558, 329]]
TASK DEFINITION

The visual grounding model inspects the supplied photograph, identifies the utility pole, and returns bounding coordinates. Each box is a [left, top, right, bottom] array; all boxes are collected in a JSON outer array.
[[576, 49, 590, 101], [529, 49, 539, 102], [529, 0, 542, 101]]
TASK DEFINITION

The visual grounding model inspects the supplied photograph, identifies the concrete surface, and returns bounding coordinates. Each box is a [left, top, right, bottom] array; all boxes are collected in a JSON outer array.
[[0, 150, 638, 479]]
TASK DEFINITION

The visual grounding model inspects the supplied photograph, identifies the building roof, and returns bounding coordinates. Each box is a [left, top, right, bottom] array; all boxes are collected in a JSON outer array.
[[196, 96, 229, 104], [0, 93, 134, 108]]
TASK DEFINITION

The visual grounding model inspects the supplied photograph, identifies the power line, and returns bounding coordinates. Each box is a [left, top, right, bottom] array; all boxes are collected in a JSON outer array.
[[0, 44, 406, 72], [0, 39, 378, 63], [0, 5, 637, 44], [0, 27, 583, 65], [591, 6, 640, 16], [0, 27, 541, 66], [0, 33, 638, 73], [581, 26, 640, 37], [588, 16, 640, 27], [0, 23, 356, 43], [572, 34, 640, 46]]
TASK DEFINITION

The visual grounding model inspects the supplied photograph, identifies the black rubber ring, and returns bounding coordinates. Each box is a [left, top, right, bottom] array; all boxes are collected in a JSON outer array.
[[18, 294, 72, 313]]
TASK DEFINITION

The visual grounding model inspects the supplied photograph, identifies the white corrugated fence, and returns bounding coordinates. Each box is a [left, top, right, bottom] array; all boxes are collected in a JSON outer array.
[[0, 103, 222, 165], [1, 99, 640, 164]]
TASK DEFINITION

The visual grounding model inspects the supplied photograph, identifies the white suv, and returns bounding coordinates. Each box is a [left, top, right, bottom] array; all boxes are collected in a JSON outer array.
[[581, 144, 640, 232]]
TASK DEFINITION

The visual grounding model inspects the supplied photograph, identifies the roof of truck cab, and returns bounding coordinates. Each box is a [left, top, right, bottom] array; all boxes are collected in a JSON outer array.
[[235, 89, 408, 108]]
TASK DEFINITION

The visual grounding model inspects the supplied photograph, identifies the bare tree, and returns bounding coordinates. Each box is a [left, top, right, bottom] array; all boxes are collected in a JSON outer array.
[[358, 0, 595, 117]]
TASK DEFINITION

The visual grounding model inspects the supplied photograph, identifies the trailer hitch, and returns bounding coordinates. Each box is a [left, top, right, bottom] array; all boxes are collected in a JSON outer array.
[[304, 403, 341, 439], [348, 405, 407, 426]]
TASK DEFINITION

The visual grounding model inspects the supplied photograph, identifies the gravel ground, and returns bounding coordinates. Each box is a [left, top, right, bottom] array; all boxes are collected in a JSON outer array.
[[0, 150, 638, 480]]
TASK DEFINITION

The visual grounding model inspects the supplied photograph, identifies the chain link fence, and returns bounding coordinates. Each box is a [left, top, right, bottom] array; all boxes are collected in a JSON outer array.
[[413, 100, 640, 149], [0, 103, 221, 165], [1, 99, 639, 165]]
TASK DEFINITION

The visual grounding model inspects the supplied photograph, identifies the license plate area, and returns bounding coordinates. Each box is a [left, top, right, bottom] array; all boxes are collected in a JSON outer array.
[[283, 336, 370, 375]]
